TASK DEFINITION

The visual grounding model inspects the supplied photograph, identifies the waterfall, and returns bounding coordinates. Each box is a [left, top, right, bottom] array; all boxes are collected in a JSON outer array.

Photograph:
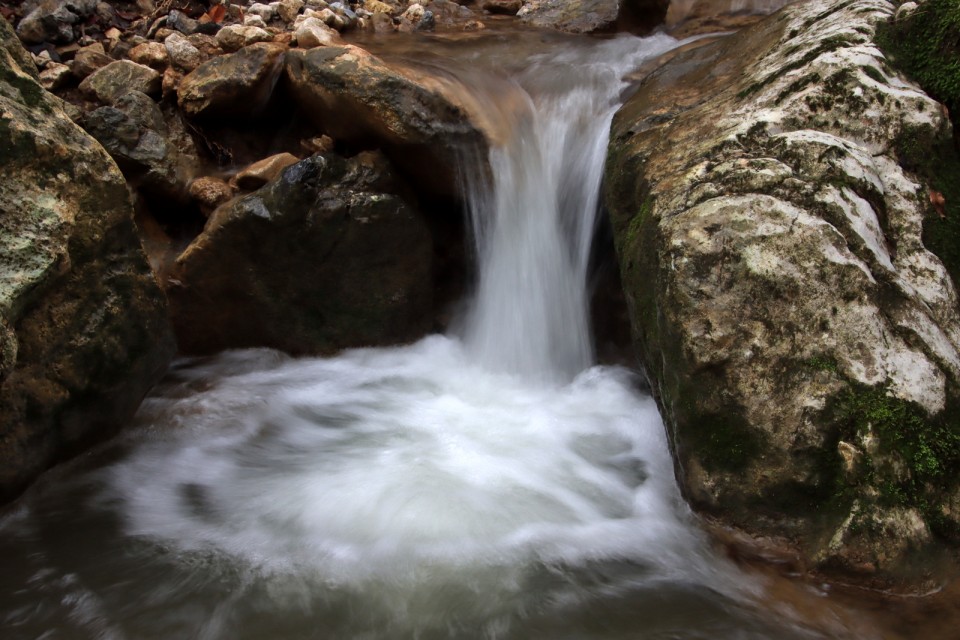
[[462, 37, 674, 379], [0, 34, 830, 640]]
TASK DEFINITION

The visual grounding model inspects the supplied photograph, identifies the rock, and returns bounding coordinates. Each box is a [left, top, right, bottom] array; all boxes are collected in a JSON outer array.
[[0, 19, 173, 502], [69, 41, 111, 79], [517, 0, 668, 33], [186, 33, 222, 58], [481, 0, 521, 14], [285, 44, 489, 198], [81, 91, 182, 199], [166, 152, 433, 355], [604, 0, 960, 585], [166, 9, 201, 36], [364, 0, 397, 14], [79, 60, 162, 104], [215, 24, 274, 53], [188, 176, 234, 215], [164, 32, 204, 72], [16, 0, 100, 45], [278, 0, 306, 22], [294, 17, 340, 48], [248, 2, 279, 21], [301, 133, 334, 154], [127, 41, 170, 70], [161, 66, 182, 100], [178, 42, 286, 120], [38, 61, 71, 90], [422, 0, 474, 28], [244, 14, 269, 29], [317, 7, 349, 30], [233, 152, 300, 189]]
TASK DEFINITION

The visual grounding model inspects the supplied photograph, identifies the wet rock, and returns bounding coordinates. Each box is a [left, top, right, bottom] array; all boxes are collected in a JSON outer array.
[[422, 0, 474, 28], [215, 24, 274, 52], [79, 60, 161, 104], [233, 152, 300, 189], [128, 42, 170, 70], [70, 42, 112, 80], [517, 0, 668, 33], [605, 0, 960, 586], [285, 44, 489, 198], [164, 32, 204, 72], [481, 0, 522, 14], [81, 91, 182, 199], [178, 42, 286, 120], [167, 152, 433, 355], [188, 176, 234, 215], [0, 19, 173, 502], [364, 0, 397, 14], [294, 17, 340, 47]]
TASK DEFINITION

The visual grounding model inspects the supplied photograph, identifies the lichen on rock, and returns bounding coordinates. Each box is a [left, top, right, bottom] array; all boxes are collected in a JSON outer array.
[[605, 0, 960, 588]]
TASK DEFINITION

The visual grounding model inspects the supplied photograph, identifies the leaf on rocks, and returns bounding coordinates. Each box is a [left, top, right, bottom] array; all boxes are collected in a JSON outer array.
[[930, 189, 947, 219], [204, 4, 227, 23]]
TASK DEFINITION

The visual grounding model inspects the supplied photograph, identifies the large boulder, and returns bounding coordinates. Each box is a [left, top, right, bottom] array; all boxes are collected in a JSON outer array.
[[605, 0, 960, 587], [285, 45, 489, 198], [517, 0, 668, 34], [0, 20, 174, 502], [166, 151, 434, 355]]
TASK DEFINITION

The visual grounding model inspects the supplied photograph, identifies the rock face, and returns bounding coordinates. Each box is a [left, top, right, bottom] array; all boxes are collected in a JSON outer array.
[[517, 0, 668, 33], [0, 20, 174, 502], [285, 45, 489, 198], [605, 0, 960, 586], [166, 151, 434, 355]]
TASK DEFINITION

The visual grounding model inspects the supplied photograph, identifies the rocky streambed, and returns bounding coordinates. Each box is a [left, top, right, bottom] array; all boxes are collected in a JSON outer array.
[[2, 0, 960, 634]]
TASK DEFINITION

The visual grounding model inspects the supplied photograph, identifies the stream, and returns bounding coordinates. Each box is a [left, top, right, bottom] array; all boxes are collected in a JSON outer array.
[[0, 26, 901, 640]]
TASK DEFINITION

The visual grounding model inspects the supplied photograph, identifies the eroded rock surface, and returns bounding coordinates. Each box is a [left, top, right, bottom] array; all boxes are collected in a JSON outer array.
[[606, 0, 960, 587], [0, 20, 173, 502], [517, 0, 668, 33]]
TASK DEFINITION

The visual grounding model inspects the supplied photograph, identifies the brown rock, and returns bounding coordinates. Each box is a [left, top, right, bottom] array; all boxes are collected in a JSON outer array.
[[215, 24, 274, 53], [188, 176, 235, 215], [79, 60, 162, 104], [161, 66, 182, 102], [70, 44, 113, 81], [233, 152, 300, 190], [481, 0, 521, 14], [128, 42, 170, 70], [178, 42, 286, 120]]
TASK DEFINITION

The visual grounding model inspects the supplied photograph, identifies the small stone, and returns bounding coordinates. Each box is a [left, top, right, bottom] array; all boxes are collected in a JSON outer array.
[[164, 32, 204, 72], [401, 3, 425, 22], [167, 9, 200, 35], [295, 17, 340, 48], [305, 0, 330, 8], [128, 42, 170, 70], [301, 134, 334, 154], [247, 2, 278, 22], [39, 63, 72, 91], [278, 0, 306, 23], [244, 14, 269, 28], [79, 60, 162, 104], [188, 177, 235, 215], [233, 153, 300, 190], [216, 25, 274, 52], [105, 27, 123, 40], [463, 19, 485, 30], [318, 7, 347, 30], [153, 27, 176, 41], [186, 34, 222, 57], [364, 0, 395, 14]]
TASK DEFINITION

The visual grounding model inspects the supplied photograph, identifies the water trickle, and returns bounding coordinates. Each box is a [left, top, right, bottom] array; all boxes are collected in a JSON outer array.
[[0, 32, 851, 640]]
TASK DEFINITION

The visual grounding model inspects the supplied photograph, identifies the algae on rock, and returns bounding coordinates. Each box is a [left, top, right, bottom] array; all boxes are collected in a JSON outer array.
[[605, 0, 960, 588]]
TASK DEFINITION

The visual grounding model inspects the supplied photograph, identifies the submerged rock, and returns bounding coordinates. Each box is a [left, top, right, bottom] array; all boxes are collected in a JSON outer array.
[[166, 151, 434, 355], [605, 0, 960, 587], [0, 20, 173, 502]]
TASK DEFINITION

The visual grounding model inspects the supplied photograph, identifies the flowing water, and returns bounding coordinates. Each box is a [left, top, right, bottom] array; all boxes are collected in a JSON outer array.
[[0, 32, 885, 640]]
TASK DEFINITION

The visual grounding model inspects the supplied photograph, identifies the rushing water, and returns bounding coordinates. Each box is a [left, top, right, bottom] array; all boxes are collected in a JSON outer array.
[[1, 32, 877, 640]]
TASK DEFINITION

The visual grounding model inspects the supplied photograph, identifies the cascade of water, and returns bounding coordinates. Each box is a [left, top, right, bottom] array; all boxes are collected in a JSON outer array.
[[461, 38, 675, 379], [0, 33, 838, 640]]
